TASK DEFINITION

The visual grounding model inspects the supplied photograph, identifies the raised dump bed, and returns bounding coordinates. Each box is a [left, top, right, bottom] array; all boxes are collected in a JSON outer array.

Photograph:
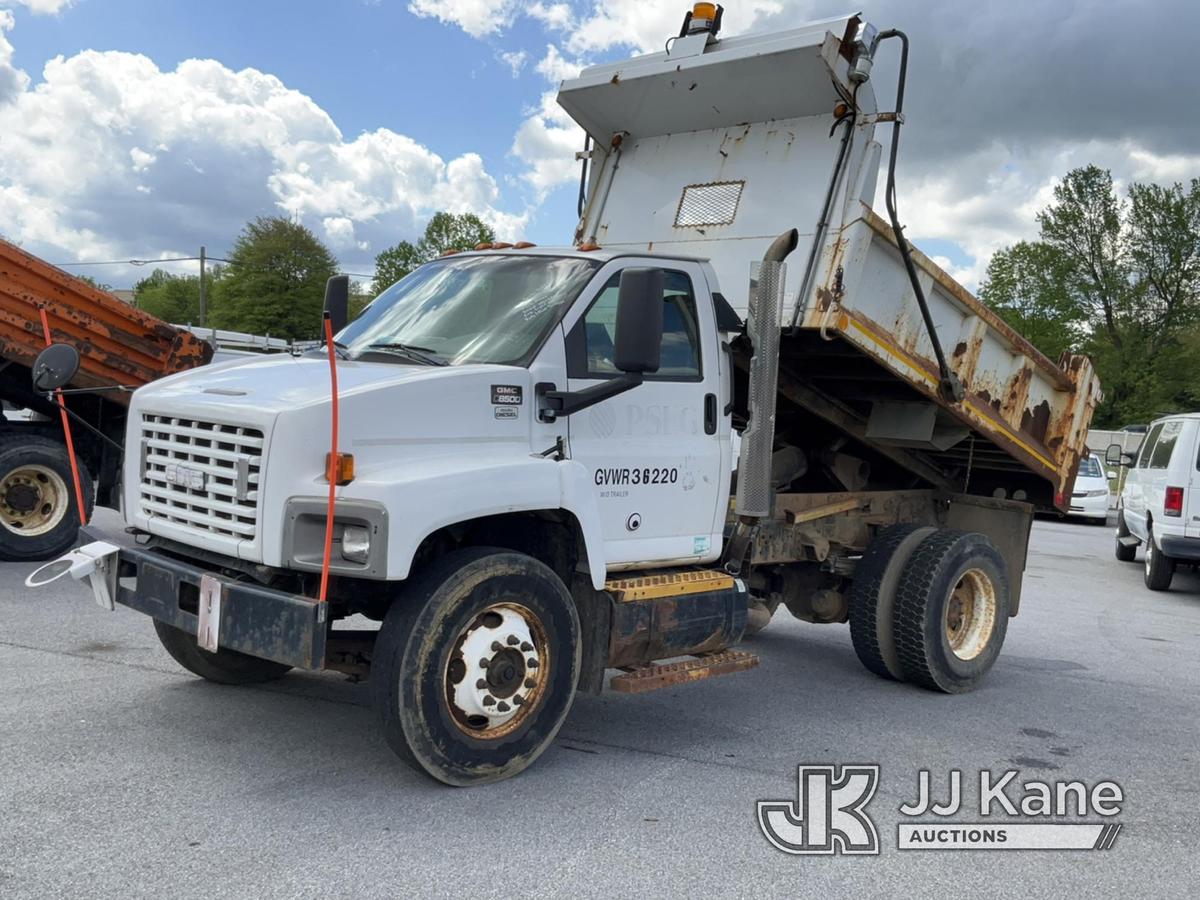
[[559, 12, 1100, 511]]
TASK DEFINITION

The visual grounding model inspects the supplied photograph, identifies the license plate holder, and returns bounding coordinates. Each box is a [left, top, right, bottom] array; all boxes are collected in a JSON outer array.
[[197, 574, 223, 652]]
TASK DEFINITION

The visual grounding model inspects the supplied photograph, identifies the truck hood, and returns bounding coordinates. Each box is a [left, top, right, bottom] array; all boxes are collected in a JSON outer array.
[[135, 352, 469, 416]]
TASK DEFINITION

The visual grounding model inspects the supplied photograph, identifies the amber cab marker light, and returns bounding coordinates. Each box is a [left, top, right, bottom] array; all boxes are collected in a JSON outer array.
[[326, 452, 355, 485]]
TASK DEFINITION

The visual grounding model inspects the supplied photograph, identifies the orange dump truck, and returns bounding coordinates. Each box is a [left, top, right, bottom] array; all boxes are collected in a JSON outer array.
[[0, 237, 212, 560]]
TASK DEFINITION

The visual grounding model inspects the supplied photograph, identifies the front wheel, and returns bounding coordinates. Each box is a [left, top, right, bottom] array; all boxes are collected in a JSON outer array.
[[892, 530, 1010, 694], [1114, 510, 1137, 562], [371, 548, 581, 786], [153, 620, 293, 684]]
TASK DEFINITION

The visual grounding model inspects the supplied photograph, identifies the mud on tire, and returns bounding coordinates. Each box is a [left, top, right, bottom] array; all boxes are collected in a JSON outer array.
[[371, 548, 580, 786], [893, 529, 1010, 694]]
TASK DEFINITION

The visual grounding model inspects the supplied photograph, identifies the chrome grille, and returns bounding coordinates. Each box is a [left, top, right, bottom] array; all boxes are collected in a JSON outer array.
[[139, 414, 263, 540]]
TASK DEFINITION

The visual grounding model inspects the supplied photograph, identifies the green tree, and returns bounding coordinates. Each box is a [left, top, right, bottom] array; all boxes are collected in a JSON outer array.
[[133, 268, 217, 323], [209, 217, 339, 341], [978, 241, 1084, 361], [980, 167, 1200, 427], [371, 211, 495, 294]]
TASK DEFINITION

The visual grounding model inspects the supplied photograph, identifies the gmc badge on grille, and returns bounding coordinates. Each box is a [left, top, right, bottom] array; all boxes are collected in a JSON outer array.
[[163, 463, 207, 491]]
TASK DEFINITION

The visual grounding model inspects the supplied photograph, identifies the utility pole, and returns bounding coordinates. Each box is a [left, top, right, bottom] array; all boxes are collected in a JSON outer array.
[[198, 245, 207, 326]]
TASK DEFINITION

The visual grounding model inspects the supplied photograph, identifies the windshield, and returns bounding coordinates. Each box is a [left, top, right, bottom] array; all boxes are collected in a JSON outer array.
[[1079, 455, 1103, 478], [337, 254, 600, 366]]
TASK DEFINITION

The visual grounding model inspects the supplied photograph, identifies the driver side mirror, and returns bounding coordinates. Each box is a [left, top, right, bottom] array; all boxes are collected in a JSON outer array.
[[613, 267, 664, 375], [323, 275, 349, 335], [1104, 442, 1137, 468], [31, 343, 80, 392]]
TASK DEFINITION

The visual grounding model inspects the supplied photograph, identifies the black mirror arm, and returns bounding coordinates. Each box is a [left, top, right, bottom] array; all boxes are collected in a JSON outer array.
[[537, 373, 644, 421], [39, 392, 125, 453]]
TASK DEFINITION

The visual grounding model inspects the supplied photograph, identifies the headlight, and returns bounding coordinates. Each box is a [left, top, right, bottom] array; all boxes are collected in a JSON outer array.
[[1086, 489, 1108, 498], [342, 525, 371, 563]]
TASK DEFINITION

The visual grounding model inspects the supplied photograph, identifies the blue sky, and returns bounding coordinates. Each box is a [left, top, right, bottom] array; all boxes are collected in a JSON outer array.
[[1, 0, 1196, 290]]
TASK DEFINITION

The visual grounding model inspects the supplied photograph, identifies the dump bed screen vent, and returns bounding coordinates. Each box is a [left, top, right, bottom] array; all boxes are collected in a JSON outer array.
[[674, 180, 744, 228]]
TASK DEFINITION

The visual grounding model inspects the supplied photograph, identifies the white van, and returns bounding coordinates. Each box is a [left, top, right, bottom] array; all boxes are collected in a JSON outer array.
[[1109, 414, 1200, 590]]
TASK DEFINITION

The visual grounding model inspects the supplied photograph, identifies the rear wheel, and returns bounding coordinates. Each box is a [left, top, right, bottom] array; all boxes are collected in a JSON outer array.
[[1143, 526, 1175, 591], [0, 433, 93, 561], [152, 619, 293, 684], [1114, 510, 1137, 562], [371, 548, 580, 786], [848, 524, 935, 681], [893, 530, 1010, 693]]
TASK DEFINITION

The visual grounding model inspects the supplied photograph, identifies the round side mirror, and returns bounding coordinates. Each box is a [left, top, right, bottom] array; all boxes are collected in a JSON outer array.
[[32, 343, 81, 392]]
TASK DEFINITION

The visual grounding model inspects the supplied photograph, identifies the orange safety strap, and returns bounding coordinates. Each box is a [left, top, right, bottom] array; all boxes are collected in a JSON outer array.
[[37, 305, 88, 527], [318, 313, 339, 602]]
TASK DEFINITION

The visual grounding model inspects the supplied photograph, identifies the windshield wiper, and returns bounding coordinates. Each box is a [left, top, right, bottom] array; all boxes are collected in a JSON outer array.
[[366, 342, 448, 366]]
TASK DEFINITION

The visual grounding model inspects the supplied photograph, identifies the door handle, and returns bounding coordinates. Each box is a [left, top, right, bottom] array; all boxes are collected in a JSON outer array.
[[704, 393, 717, 435]]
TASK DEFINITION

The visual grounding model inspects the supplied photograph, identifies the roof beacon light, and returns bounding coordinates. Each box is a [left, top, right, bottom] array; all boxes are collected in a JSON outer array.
[[679, 3, 723, 40]]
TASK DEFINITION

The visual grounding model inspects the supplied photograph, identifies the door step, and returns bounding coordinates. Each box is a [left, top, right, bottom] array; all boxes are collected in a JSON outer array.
[[609, 649, 760, 694]]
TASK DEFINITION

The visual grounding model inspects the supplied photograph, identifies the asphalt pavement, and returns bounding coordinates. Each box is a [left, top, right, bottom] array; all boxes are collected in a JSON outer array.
[[2, 510, 1198, 898]]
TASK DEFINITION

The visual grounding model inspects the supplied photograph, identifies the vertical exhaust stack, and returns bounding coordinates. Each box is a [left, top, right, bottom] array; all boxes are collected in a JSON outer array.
[[735, 229, 797, 519], [725, 229, 797, 574]]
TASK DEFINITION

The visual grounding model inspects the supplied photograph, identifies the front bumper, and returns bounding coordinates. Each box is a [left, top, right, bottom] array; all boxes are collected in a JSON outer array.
[[77, 524, 328, 669], [1067, 494, 1110, 519]]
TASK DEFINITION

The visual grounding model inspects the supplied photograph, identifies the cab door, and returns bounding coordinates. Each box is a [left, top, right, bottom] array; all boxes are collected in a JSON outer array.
[[559, 259, 730, 568]]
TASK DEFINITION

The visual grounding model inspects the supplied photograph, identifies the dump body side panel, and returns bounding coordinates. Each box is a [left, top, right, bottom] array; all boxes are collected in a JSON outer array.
[[795, 207, 1101, 508]]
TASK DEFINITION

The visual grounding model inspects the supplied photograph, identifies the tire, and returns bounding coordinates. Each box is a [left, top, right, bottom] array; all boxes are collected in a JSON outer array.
[[893, 529, 1010, 694], [1143, 526, 1175, 591], [152, 619, 293, 685], [1114, 510, 1137, 562], [848, 524, 935, 681], [371, 548, 581, 786], [0, 432, 94, 562]]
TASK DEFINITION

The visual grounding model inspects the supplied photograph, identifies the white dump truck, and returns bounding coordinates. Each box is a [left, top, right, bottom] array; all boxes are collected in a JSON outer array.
[[31, 6, 1100, 785]]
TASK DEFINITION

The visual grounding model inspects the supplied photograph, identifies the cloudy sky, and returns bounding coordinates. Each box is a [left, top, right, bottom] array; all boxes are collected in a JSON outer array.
[[1, 0, 1197, 290]]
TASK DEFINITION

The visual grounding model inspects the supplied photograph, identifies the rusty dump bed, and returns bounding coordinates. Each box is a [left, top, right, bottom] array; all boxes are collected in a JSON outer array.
[[786, 206, 1101, 510], [0, 238, 211, 403]]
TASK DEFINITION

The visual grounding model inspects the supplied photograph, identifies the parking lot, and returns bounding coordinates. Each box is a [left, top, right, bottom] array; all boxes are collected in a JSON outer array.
[[2, 511, 1198, 898]]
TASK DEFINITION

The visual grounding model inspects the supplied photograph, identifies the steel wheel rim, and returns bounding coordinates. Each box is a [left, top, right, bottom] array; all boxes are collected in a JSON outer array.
[[0, 464, 69, 537], [944, 567, 997, 661], [445, 602, 549, 740]]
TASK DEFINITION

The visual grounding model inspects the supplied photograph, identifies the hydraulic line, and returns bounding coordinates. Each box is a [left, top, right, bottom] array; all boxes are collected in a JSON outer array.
[[873, 29, 964, 403]]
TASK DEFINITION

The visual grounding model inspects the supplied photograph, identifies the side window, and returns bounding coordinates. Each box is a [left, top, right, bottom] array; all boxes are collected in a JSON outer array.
[[572, 270, 702, 380], [1148, 420, 1182, 469], [1136, 424, 1163, 469]]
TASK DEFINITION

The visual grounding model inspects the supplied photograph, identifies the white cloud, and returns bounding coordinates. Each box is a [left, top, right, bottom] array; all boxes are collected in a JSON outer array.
[[498, 49, 528, 77], [407, 0, 517, 38], [0, 11, 30, 104], [10, 0, 75, 14], [0, 17, 527, 275], [526, 2, 573, 31]]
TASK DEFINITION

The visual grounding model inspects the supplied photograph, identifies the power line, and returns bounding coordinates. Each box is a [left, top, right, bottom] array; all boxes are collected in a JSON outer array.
[[54, 255, 375, 278]]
